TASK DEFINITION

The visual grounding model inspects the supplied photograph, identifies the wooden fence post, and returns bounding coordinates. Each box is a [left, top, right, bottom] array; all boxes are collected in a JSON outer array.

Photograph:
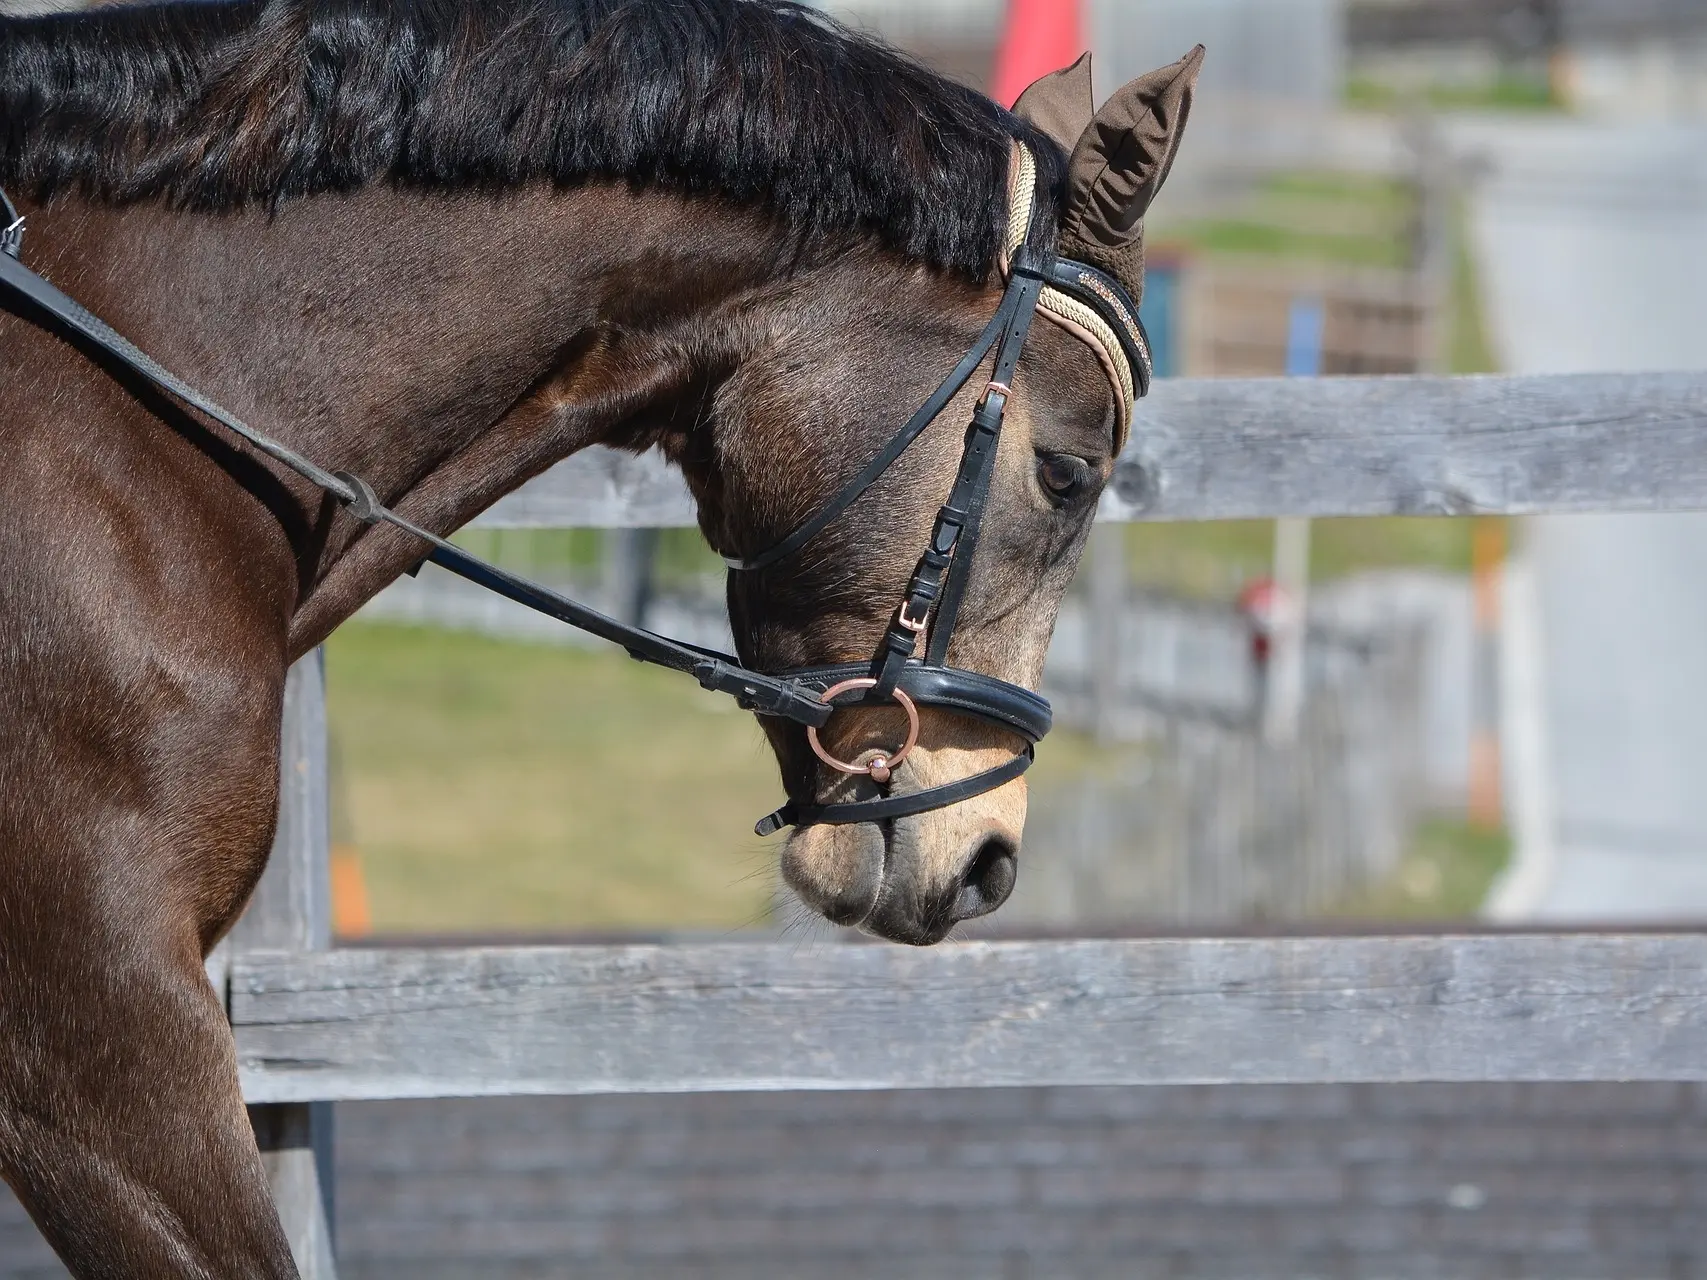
[[1088, 522, 1126, 742], [231, 652, 338, 1280], [602, 526, 660, 627]]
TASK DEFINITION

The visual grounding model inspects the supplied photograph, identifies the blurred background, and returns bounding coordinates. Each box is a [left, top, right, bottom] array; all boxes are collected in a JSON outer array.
[[7, 1, 1707, 1277]]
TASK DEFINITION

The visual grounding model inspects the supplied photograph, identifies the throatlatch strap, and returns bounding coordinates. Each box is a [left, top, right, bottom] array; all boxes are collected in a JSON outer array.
[[723, 290, 1020, 572]]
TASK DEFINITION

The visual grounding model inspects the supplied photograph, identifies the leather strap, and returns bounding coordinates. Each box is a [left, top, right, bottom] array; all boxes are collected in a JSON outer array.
[[868, 255, 1047, 696], [0, 247, 359, 498], [923, 260, 1045, 667], [780, 660, 1052, 743], [753, 745, 1033, 836], [0, 223, 836, 731], [721, 290, 1019, 572], [414, 538, 833, 727], [1045, 257, 1152, 399], [0, 189, 23, 260]]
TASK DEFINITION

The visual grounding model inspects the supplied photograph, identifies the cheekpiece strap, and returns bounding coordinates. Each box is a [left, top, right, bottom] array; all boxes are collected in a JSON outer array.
[[868, 253, 1047, 695]]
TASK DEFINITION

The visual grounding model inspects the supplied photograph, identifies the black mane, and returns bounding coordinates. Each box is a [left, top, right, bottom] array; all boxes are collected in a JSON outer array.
[[0, 0, 1062, 278]]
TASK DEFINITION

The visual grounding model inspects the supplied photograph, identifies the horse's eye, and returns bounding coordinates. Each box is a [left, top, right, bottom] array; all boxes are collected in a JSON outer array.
[[1036, 453, 1093, 503]]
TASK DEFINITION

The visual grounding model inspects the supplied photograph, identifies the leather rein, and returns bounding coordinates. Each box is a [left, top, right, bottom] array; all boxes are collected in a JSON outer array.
[[0, 147, 1151, 838]]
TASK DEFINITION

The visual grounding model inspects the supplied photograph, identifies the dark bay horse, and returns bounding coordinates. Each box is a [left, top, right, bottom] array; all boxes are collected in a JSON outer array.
[[0, 1, 1199, 1273]]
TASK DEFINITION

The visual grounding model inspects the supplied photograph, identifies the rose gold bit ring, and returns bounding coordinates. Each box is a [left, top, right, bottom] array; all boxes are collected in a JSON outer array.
[[805, 678, 920, 785]]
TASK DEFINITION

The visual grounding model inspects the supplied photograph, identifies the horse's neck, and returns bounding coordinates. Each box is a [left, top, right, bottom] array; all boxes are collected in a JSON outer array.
[[43, 184, 792, 491], [28, 183, 809, 648]]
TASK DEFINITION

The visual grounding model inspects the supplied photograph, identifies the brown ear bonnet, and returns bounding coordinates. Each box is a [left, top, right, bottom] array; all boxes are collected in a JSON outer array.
[[1004, 47, 1204, 442], [1057, 45, 1205, 309]]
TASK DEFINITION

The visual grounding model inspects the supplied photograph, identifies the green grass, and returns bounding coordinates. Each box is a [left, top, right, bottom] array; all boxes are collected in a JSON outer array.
[[1345, 73, 1559, 115], [1120, 518, 1480, 598], [325, 620, 1134, 935], [327, 624, 1506, 934], [451, 526, 721, 584], [325, 622, 782, 934], [1327, 819, 1512, 919], [1173, 219, 1411, 270], [1448, 196, 1500, 375], [1163, 171, 1418, 271]]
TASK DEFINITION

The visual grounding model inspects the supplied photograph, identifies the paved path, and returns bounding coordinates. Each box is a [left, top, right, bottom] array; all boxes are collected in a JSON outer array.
[[1450, 116, 1707, 920]]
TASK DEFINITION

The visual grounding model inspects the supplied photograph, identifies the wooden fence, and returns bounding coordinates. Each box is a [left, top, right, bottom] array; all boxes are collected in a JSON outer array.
[[1025, 617, 1430, 925], [225, 370, 1707, 1278]]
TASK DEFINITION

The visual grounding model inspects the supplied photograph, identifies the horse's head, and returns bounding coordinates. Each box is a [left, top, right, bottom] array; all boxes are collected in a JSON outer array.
[[680, 51, 1202, 944]]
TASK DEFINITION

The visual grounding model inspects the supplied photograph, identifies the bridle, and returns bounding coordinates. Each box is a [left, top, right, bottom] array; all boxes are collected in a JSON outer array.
[[0, 142, 1151, 838], [730, 144, 1153, 833]]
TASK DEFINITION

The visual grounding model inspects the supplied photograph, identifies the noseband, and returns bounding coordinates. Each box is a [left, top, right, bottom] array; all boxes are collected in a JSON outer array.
[[0, 142, 1151, 838]]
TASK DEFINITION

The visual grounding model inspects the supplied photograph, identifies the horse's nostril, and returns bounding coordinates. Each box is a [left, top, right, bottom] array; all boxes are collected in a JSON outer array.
[[952, 836, 1017, 921]]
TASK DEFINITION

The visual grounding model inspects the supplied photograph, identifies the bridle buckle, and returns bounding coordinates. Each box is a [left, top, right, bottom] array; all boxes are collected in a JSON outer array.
[[977, 380, 1011, 409], [895, 599, 929, 634]]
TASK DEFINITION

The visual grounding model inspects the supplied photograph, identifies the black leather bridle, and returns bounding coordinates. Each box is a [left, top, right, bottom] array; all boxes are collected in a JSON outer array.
[[0, 160, 1150, 838]]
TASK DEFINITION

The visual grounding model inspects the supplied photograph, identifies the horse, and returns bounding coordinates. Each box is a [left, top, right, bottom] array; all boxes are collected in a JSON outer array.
[[0, 1, 1199, 1272]]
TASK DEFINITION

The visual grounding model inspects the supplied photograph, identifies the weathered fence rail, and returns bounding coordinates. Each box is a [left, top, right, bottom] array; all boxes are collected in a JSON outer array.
[[234, 932, 1707, 1103], [475, 372, 1707, 527], [231, 370, 1707, 1278]]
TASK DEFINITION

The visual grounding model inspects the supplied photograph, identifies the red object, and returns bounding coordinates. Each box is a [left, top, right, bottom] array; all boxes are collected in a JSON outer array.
[[1237, 578, 1282, 628], [1237, 577, 1291, 666], [990, 0, 1084, 109]]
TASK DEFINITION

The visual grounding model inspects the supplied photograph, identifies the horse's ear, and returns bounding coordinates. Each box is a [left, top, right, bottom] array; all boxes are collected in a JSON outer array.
[[1059, 45, 1205, 302], [1011, 52, 1095, 155]]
